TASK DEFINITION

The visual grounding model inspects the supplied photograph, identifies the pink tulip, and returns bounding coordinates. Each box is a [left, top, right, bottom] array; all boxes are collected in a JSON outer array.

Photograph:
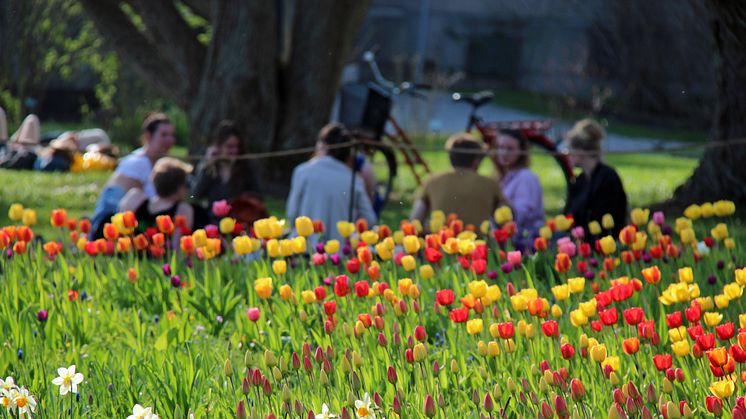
[[247, 307, 260, 322], [507, 250, 522, 267], [212, 200, 232, 217]]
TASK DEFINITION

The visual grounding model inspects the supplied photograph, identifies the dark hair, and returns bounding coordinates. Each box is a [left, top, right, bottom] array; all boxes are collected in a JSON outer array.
[[319, 123, 354, 163], [213, 120, 242, 148], [152, 157, 191, 197], [445, 133, 485, 168], [141, 112, 171, 144], [496, 129, 530, 175]]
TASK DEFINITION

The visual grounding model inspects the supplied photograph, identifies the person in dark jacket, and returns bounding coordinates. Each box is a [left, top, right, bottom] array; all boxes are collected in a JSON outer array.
[[563, 118, 628, 237]]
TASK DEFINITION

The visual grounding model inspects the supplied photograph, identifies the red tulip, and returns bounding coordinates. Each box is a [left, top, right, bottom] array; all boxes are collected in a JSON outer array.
[[497, 322, 515, 339], [425, 248, 442, 264], [554, 253, 571, 273], [688, 325, 705, 341], [666, 311, 683, 328], [436, 289, 455, 306], [334, 275, 350, 297], [449, 307, 469, 323], [560, 343, 575, 359], [731, 343, 746, 363], [652, 354, 672, 371], [541, 320, 559, 337], [599, 308, 618, 326], [706, 396, 723, 416], [716, 322, 735, 341], [323, 301, 336, 316], [354, 280, 369, 298], [623, 307, 645, 325], [696, 332, 715, 351]]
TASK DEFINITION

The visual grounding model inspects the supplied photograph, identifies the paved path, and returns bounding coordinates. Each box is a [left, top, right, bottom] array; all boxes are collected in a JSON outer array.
[[390, 91, 683, 152]]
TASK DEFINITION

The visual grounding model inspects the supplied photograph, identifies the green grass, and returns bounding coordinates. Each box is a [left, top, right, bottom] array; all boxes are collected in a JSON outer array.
[[3, 149, 699, 238], [489, 88, 708, 143]]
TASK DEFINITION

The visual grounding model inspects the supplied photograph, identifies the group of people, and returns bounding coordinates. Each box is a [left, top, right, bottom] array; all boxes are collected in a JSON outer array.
[[285, 117, 628, 249], [0, 108, 116, 172], [88, 113, 265, 241], [2, 106, 627, 249]]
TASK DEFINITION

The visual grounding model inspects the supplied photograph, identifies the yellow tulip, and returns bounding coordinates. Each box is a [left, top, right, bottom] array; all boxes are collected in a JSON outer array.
[[551, 284, 570, 301], [292, 236, 306, 253], [301, 290, 316, 304], [740, 313, 746, 329], [324, 240, 340, 254], [599, 235, 616, 255], [713, 200, 736, 217], [579, 300, 597, 317], [485, 285, 501, 303], [477, 341, 487, 356], [568, 277, 585, 293], [510, 295, 528, 312], [294, 216, 314, 237], [503, 339, 516, 353], [630, 208, 649, 226], [220, 217, 237, 235], [403, 235, 420, 254], [192, 229, 207, 248], [279, 284, 293, 300], [697, 296, 714, 311], [725, 238, 736, 250], [519, 288, 538, 300], [487, 341, 500, 357], [413, 343, 427, 362], [667, 326, 686, 342], [469, 280, 488, 298], [588, 221, 602, 235], [22, 209, 37, 226], [272, 260, 287, 275], [336, 221, 355, 238], [360, 231, 379, 245], [711, 223, 729, 241], [709, 380, 735, 399], [401, 255, 416, 272], [680, 228, 696, 245], [736, 268, 746, 286], [8, 203, 24, 221], [678, 267, 693, 284], [554, 215, 572, 232], [494, 206, 513, 224], [683, 204, 701, 220], [590, 344, 607, 362], [551, 304, 563, 318], [602, 356, 620, 371], [570, 309, 588, 327], [254, 277, 273, 299], [700, 202, 714, 218], [724, 282, 743, 300], [714, 294, 730, 309], [703, 311, 723, 327], [601, 214, 614, 230], [419, 264, 434, 280], [467, 319, 483, 335], [457, 239, 475, 255], [539, 226, 552, 240], [233, 236, 254, 255]]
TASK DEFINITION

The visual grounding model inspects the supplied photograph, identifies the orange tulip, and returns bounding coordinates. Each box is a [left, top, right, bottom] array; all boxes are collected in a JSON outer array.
[[707, 347, 729, 367], [50, 209, 67, 228], [103, 223, 119, 240], [151, 233, 165, 247], [117, 237, 132, 252], [13, 241, 26, 254], [17, 226, 33, 242], [122, 211, 138, 229], [133, 234, 149, 251], [641, 266, 661, 284], [555, 253, 571, 273], [78, 219, 91, 234], [180, 235, 195, 254], [619, 225, 637, 245], [622, 338, 640, 355], [156, 215, 175, 235]]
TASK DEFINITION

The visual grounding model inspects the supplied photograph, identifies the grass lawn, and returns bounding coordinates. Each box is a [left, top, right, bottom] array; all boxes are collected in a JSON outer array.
[[1, 148, 700, 238]]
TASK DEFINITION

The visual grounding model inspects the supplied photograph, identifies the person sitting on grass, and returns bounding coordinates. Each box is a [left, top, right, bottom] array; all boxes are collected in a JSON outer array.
[[117, 157, 195, 244], [0, 112, 41, 170], [286, 123, 377, 243], [563, 118, 628, 237], [410, 133, 508, 229], [88, 112, 175, 238]]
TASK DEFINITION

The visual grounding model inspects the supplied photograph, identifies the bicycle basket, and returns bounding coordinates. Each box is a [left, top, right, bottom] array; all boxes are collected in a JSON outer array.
[[339, 83, 391, 141]]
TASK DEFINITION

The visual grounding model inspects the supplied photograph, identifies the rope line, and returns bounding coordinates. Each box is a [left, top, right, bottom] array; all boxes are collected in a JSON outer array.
[[169, 136, 746, 162]]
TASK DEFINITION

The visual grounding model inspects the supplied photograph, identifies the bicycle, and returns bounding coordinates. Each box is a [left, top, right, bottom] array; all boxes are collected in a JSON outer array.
[[451, 90, 575, 184]]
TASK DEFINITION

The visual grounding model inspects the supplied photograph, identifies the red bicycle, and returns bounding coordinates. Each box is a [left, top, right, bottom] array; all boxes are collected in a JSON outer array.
[[451, 90, 575, 184]]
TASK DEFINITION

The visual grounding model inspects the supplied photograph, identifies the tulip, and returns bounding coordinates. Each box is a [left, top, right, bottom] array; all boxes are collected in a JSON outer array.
[[710, 380, 735, 398]]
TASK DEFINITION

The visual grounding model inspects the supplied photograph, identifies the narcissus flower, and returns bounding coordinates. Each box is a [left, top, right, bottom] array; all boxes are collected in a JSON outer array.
[[52, 365, 84, 395]]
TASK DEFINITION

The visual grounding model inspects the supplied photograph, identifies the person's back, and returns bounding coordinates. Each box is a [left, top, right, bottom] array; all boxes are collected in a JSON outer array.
[[418, 170, 503, 227], [411, 133, 506, 228], [286, 124, 376, 242]]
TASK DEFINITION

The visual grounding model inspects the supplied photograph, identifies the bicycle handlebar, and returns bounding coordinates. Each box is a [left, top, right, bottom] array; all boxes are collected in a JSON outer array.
[[362, 50, 430, 98]]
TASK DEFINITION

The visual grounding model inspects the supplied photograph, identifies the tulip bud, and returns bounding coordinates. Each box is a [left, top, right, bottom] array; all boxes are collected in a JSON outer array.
[[450, 359, 460, 374], [378, 332, 388, 347], [350, 371, 361, 391], [666, 401, 680, 419], [570, 378, 585, 401], [555, 395, 568, 417], [424, 394, 436, 418], [373, 392, 382, 408], [625, 396, 638, 416], [613, 388, 625, 405], [292, 352, 301, 370], [264, 350, 277, 368], [393, 396, 401, 414], [387, 365, 397, 385], [484, 393, 494, 412], [236, 400, 247, 419], [645, 383, 656, 404], [242, 378, 250, 395], [224, 358, 233, 377], [662, 377, 673, 394], [251, 368, 262, 386], [294, 400, 304, 416], [341, 407, 350, 419], [273, 366, 282, 381], [262, 377, 272, 396], [640, 406, 653, 419], [438, 392, 445, 408], [472, 389, 480, 406], [540, 401, 552, 419], [319, 370, 329, 386]]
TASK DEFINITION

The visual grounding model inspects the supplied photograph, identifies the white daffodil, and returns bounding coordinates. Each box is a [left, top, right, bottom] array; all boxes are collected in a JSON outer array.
[[51, 365, 84, 395], [12, 387, 36, 417], [354, 393, 375, 419], [315, 403, 338, 419], [127, 404, 157, 419], [0, 377, 16, 392], [0, 389, 15, 411]]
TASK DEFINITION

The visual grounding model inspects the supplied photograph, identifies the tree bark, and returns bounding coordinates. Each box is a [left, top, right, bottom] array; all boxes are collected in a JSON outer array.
[[79, 0, 370, 158], [664, 1, 746, 211]]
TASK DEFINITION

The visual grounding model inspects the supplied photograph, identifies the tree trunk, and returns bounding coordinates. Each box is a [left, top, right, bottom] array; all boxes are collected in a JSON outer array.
[[664, 1, 746, 211]]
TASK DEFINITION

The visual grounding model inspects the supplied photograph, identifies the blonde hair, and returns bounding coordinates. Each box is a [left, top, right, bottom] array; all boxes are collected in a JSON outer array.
[[566, 118, 605, 154]]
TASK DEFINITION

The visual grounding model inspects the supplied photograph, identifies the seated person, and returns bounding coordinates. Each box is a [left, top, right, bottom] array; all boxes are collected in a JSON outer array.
[[34, 134, 79, 172], [492, 129, 545, 249], [286, 123, 377, 242], [0, 106, 6, 150], [89, 113, 175, 238], [0, 113, 41, 170], [563, 118, 628, 237], [117, 157, 195, 243], [191, 120, 264, 224], [411, 133, 507, 228]]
